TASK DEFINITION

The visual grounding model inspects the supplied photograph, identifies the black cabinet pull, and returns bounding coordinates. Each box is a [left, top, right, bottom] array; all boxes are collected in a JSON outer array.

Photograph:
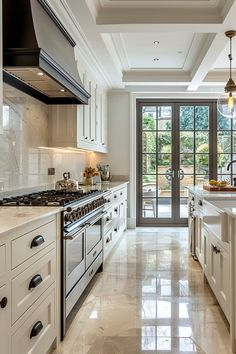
[[85, 137, 88, 140], [106, 217, 110, 222], [106, 238, 110, 243], [114, 208, 118, 212], [0, 297, 8, 309], [198, 200, 203, 206], [30, 321, 43, 339], [29, 274, 43, 290], [114, 227, 118, 232], [213, 245, 220, 254], [114, 195, 117, 199], [91, 139, 95, 142], [31, 235, 45, 248]]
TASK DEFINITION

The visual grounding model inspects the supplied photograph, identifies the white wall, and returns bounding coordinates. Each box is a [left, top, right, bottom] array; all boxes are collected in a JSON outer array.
[[91, 91, 130, 176]]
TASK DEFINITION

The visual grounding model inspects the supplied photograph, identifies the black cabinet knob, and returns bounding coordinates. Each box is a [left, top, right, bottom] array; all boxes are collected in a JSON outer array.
[[31, 235, 45, 248], [29, 274, 43, 290], [198, 200, 203, 206], [0, 297, 8, 309], [30, 321, 43, 339]]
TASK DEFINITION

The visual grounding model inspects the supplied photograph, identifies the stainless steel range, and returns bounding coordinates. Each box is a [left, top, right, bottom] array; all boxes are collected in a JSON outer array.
[[0, 188, 107, 339]]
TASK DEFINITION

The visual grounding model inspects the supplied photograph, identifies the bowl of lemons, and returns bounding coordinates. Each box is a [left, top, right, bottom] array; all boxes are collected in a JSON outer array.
[[209, 179, 229, 187]]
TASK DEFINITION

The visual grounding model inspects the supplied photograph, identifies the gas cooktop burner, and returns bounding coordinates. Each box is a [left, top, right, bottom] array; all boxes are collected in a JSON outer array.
[[0, 189, 102, 207]]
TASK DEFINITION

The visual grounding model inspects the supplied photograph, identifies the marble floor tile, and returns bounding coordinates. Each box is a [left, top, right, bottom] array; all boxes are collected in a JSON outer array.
[[53, 228, 232, 354]]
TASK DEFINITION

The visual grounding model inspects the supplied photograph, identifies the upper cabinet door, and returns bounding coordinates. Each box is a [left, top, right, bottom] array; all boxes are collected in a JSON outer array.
[[101, 93, 108, 149], [95, 86, 102, 145], [83, 72, 90, 142], [89, 79, 97, 143]]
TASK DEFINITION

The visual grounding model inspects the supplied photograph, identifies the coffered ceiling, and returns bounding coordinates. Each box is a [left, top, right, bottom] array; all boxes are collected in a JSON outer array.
[[56, 0, 236, 95]]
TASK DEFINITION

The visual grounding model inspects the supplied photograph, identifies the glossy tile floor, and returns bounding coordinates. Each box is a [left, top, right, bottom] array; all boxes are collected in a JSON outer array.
[[54, 228, 232, 354]]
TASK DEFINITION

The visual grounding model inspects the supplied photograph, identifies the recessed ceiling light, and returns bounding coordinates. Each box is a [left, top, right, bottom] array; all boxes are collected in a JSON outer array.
[[153, 57, 159, 61], [60, 89, 66, 92], [37, 72, 44, 76], [153, 41, 159, 45]]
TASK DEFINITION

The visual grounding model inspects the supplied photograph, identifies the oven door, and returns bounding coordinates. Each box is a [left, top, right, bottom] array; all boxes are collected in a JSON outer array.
[[86, 212, 103, 269], [65, 225, 86, 295]]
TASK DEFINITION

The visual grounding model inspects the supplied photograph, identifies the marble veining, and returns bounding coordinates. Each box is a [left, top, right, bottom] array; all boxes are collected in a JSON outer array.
[[0, 206, 61, 236], [0, 84, 89, 195], [53, 228, 232, 354]]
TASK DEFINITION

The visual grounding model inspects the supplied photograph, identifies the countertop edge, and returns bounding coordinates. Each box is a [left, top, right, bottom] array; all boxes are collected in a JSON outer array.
[[0, 206, 62, 237]]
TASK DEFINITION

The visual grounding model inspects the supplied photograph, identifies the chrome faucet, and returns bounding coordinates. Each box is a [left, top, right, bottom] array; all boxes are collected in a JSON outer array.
[[227, 160, 236, 186], [226, 160, 236, 171]]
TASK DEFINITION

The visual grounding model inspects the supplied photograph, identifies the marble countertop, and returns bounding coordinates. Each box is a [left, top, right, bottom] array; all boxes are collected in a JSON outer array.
[[80, 181, 129, 193], [188, 186, 236, 200], [0, 206, 61, 236]]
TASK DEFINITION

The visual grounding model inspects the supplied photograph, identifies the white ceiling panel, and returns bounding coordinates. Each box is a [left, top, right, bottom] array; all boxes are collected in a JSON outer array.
[[119, 32, 195, 69]]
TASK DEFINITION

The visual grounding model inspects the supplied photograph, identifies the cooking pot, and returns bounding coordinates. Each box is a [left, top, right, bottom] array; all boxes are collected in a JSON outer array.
[[55, 172, 79, 192]]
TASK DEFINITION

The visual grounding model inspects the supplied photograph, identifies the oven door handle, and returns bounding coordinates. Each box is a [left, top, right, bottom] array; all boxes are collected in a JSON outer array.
[[64, 225, 87, 240], [86, 211, 106, 227]]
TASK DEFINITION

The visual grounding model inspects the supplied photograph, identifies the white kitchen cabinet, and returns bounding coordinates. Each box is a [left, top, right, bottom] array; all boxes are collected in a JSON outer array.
[[0, 284, 10, 354], [49, 82, 108, 153], [203, 227, 210, 279], [196, 215, 204, 267], [0, 214, 59, 354], [204, 229, 230, 321], [103, 184, 128, 261]]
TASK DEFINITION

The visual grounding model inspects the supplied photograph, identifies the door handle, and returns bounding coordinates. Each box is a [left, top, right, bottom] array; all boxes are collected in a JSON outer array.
[[165, 168, 175, 181], [177, 168, 184, 180]]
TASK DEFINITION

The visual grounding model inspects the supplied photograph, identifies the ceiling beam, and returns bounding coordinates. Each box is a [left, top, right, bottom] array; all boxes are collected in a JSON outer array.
[[187, 1, 236, 91]]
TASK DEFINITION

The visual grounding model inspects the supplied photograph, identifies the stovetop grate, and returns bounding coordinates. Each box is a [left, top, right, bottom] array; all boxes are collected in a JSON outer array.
[[0, 189, 102, 207]]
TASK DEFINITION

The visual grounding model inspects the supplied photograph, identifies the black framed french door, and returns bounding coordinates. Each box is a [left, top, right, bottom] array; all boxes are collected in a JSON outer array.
[[136, 99, 214, 226]]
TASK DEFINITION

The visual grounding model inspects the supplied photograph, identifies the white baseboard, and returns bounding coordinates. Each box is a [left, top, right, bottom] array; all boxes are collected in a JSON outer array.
[[128, 217, 136, 229]]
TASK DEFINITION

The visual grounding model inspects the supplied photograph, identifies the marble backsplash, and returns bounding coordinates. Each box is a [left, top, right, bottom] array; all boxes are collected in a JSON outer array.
[[0, 84, 90, 196]]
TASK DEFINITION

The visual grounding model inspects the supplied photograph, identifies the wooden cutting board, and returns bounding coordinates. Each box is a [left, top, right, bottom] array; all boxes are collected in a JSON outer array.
[[203, 184, 236, 192]]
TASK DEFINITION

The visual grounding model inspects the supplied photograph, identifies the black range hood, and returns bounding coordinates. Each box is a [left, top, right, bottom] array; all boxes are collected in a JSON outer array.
[[3, 0, 90, 105]]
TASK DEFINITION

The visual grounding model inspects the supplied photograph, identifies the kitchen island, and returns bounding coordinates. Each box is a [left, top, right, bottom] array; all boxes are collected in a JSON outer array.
[[188, 186, 236, 353]]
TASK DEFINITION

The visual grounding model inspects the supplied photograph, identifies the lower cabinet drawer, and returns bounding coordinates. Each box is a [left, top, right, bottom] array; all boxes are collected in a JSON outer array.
[[86, 240, 102, 269], [11, 218, 56, 269], [11, 288, 56, 354], [11, 249, 56, 324]]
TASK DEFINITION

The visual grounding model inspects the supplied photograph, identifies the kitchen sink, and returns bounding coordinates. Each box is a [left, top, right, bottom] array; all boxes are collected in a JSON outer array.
[[203, 199, 234, 243]]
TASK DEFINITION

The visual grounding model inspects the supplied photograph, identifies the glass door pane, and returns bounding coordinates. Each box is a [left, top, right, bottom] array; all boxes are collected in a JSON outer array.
[[140, 105, 174, 223], [178, 105, 210, 220]]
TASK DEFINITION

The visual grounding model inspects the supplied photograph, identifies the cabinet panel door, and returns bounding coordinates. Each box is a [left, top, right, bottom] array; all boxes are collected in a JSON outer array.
[[203, 228, 210, 279], [195, 216, 201, 261], [101, 94, 108, 147], [0, 284, 10, 354], [95, 86, 102, 145], [209, 239, 220, 292], [83, 73, 90, 141], [218, 247, 230, 319], [90, 80, 96, 142]]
